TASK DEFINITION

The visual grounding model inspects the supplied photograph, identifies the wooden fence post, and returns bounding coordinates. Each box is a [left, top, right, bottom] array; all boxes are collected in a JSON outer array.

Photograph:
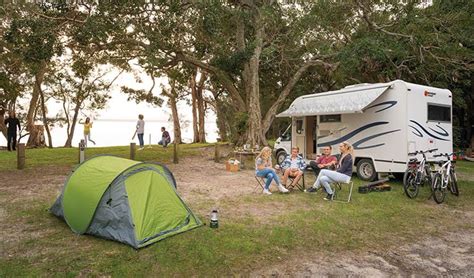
[[17, 143, 25, 169], [78, 139, 85, 163], [214, 143, 220, 162], [173, 142, 178, 164], [130, 142, 136, 160]]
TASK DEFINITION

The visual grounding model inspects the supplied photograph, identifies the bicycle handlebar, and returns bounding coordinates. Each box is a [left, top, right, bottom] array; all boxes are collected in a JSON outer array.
[[433, 152, 460, 158], [408, 148, 439, 156]]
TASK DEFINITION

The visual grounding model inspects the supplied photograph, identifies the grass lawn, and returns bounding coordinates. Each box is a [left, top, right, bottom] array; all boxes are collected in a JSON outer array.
[[0, 143, 215, 171], [0, 146, 473, 276]]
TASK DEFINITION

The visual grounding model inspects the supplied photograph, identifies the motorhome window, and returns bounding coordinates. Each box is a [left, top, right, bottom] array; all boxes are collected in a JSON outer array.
[[320, 114, 341, 123], [296, 119, 303, 134], [428, 104, 451, 122]]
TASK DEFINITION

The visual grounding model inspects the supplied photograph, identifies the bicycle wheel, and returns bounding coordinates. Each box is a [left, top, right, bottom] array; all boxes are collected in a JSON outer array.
[[403, 169, 418, 199], [449, 170, 459, 196], [432, 173, 446, 204]]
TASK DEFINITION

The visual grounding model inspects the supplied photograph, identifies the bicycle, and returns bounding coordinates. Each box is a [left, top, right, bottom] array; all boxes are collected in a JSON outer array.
[[403, 148, 437, 199], [431, 152, 460, 204]]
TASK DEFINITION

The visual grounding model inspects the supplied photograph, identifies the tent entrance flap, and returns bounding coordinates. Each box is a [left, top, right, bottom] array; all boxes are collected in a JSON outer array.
[[277, 85, 391, 117]]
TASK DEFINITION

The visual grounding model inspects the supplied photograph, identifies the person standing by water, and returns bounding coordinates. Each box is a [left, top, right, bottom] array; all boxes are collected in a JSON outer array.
[[135, 114, 145, 150], [79, 117, 96, 147], [158, 127, 171, 147], [4, 111, 21, 151]]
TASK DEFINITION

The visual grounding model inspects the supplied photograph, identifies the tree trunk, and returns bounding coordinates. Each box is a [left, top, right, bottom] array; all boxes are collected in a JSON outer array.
[[190, 73, 199, 143], [215, 101, 229, 142], [64, 102, 81, 148], [243, 10, 265, 146], [0, 107, 6, 139], [197, 73, 207, 143], [210, 87, 229, 142], [39, 87, 53, 148], [468, 74, 474, 149], [26, 61, 47, 147], [169, 82, 182, 144]]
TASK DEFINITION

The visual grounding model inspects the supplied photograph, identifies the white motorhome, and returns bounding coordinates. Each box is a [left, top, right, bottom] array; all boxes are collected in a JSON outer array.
[[275, 80, 453, 181]]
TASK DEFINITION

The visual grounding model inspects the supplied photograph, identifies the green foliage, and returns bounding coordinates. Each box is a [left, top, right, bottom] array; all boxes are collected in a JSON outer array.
[[211, 49, 253, 75], [231, 111, 249, 143], [121, 87, 164, 107], [4, 16, 63, 72]]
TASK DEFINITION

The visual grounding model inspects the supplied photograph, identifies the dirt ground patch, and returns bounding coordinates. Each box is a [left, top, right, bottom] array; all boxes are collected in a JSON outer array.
[[252, 213, 474, 277]]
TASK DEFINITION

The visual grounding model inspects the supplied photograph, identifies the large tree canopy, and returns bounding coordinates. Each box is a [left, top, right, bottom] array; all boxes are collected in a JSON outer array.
[[1, 0, 472, 147]]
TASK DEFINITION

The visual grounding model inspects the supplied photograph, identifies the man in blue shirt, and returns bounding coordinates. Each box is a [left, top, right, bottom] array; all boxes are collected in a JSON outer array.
[[280, 146, 306, 189]]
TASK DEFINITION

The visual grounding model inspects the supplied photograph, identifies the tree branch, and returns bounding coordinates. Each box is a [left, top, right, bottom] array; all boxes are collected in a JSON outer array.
[[355, 0, 414, 41], [175, 52, 246, 110], [261, 58, 337, 133]]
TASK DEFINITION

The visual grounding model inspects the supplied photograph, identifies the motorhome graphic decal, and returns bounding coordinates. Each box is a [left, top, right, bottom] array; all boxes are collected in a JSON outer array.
[[318, 121, 400, 149], [364, 101, 398, 113], [430, 124, 449, 137], [352, 129, 402, 150], [409, 120, 449, 141], [409, 125, 423, 137]]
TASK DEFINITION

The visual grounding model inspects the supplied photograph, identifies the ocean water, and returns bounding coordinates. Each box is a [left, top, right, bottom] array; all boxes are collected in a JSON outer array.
[[0, 119, 218, 147]]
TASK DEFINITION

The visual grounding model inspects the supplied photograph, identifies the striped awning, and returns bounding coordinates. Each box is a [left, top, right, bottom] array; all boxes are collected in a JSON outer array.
[[277, 85, 391, 117]]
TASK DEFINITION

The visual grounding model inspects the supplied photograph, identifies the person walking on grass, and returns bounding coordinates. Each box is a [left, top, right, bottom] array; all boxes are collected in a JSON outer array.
[[305, 141, 354, 201], [255, 146, 289, 195], [134, 114, 145, 150], [79, 117, 96, 147], [4, 111, 21, 151], [158, 126, 171, 147]]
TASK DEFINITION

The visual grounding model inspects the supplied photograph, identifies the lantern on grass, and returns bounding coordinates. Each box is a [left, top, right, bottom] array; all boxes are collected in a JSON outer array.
[[210, 209, 218, 229]]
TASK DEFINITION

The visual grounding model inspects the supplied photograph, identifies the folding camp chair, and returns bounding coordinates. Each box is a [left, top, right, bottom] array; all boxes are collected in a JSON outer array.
[[254, 175, 266, 193], [331, 180, 354, 203], [286, 172, 305, 191]]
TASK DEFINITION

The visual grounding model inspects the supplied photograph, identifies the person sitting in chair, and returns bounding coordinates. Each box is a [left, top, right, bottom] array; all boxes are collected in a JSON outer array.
[[255, 147, 289, 195], [280, 146, 306, 189], [309, 146, 337, 177], [305, 141, 353, 201]]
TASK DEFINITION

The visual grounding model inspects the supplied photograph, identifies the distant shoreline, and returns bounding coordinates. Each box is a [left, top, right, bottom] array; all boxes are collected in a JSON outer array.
[[94, 119, 216, 124]]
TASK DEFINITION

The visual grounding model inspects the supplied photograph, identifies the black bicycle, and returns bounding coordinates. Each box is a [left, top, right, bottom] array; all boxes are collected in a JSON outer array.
[[403, 148, 437, 199], [431, 152, 460, 204]]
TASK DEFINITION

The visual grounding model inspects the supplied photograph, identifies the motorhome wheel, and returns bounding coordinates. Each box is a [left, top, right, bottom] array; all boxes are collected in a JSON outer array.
[[356, 159, 377, 181], [276, 150, 287, 165]]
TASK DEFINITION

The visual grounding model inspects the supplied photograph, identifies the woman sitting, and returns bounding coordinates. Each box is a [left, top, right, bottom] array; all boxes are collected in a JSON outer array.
[[255, 147, 289, 195], [280, 146, 306, 189], [305, 141, 353, 201]]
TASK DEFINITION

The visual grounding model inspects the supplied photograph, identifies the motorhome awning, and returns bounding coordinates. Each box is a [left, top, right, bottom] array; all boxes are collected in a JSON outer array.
[[277, 85, 391, 117]]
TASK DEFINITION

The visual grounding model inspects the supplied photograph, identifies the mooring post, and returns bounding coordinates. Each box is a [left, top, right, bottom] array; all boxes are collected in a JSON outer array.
[[173, 141, 178, 164], [78, 139, 85, 163], [17, 143, 25, 169], [130, 142, 136, 160]]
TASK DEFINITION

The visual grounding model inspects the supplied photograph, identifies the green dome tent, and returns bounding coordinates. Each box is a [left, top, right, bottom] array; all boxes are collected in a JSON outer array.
[[51, 155, 202, 248]]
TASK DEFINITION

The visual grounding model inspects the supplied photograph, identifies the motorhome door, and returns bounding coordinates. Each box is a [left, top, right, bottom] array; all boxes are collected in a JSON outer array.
[[293, 117, 306, 158]]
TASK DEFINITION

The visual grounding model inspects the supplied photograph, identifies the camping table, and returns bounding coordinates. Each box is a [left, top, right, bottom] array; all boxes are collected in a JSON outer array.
[[233, 150, 259, 169]]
